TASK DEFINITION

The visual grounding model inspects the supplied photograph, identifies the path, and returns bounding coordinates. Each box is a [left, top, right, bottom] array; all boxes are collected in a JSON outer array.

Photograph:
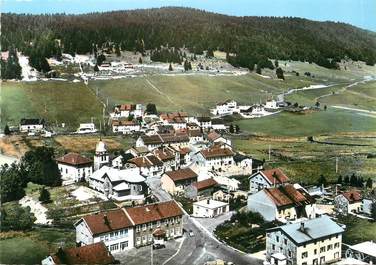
[[145, 78, 177, 106], [19, 196, 52, 225]]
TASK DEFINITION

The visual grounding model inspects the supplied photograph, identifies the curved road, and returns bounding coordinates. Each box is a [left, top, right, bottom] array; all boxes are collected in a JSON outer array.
[[147, 177, 263, 265]]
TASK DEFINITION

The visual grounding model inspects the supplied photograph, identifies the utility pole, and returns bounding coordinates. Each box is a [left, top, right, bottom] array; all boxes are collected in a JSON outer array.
[[268, 144, 271, 161], [335, 157, 339, 173]]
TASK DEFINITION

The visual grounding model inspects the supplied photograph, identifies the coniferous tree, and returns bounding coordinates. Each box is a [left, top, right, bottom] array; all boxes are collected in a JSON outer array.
[[256, 65, 262, 75], [366, 178, 373, 188], [229, 124, 234, 133], [39, 187, 51, 203], [276, 67, 284, 79], [138, 57, 143, 64], [168, 63, 173, 71], [337, 175, 343, 185], [4, 124, 10, 135]]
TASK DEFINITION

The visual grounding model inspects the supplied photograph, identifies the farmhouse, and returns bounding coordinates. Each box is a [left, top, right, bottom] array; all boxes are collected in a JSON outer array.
[[88, 166, 147, 201], [136, 133, 190, 151], [161, 168, 198, 195], [207, 131, 232, 146], [211, 100, 238, 116], [126, 146, 149, 157], [192, 199, 229, 218], [186, 178, 219, 200], [19, 118, 45, 133], [334, 190, 362, 215], [266, 215, 344, 265], [247, 184, 316, 222], [196, 116, 212, 130], [249, 168, 289, 194], [112, 120, 141, 134], [152, 146, 179, 171], [187, 129, 204, 143], [74, 209, 134, 253], [197, 146, 235, 170], [123, 201, 184, 248], [56, 153, 93, 182], [41, 242, 115, 265], [160, 112, 188, 130]]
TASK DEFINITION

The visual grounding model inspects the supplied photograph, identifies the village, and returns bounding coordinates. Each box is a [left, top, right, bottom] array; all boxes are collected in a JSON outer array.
[[1, 99, 375, 265]]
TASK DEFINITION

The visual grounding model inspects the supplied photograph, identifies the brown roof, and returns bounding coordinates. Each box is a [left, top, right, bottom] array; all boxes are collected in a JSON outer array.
[[51, 242, 114, 265], [179, 147, 191, 155], [129, 155, 163, 168], [342, 191, 362, 203], [81, 209, 133, 236], [124, 201, 183, 225], [200, 147, 234, 159], [165, 168, 198, 182], [160, 133, 190, 144], [118, 104, 136, 111], [141, 134, 163, 145], [207, 131, 221, 141], [188, 129, 203, 137], [154, 147, 176, 161], [264, 184, 314, 208], [261, 168, 289, 185], [112, 120, 138, 126], [56, 153, 92, 166], [193, 178, 218, 191]]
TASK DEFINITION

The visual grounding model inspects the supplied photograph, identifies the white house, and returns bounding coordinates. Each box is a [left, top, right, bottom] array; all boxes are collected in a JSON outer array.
[[192, 199, 229, 218], [249, 168, 289, 194], [211, 119, 227, 131], [112, 120, 141, 134], [127, 155, 164, 177], [266, 215, 344, 265], [159, 112, 188, 130], [207, 131, 232, 146], [74, 209, 135, 253], [136, 133, 190, 151], [76, 123, 97, 134], [196, 117, 212, 130], [110, 103, 144, 119], [265, 99, 279, 109], [334, 190, 362, 215], [362, 198, 375, 215], [247, 184, 316, 222], [56, 153, 93, 183], [88, 166, 147, 201], [210, 100, 238, 116], [161, 168, 198, 195], [197, 146, 235, 170], [19, 118, 45, 133]]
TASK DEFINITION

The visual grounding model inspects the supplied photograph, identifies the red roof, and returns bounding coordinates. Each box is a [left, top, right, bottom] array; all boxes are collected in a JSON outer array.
[[165, 168, 198, 182], [81, 209, 133, 236], [207, 131, 221, 142], [119, 104, 136, 111], [342, 191, 362, 203], [56, 153, 92, 166], [193, 178, 218, 191], [264, 184, 314, 208], [51, 242, 114, 265], [200, 146, 234, 159], [124, 201, 183, 225], [261, 168, 289, 185]]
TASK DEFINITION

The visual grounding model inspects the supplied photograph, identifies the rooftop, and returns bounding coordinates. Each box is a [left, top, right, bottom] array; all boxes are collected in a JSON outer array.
[[263, 184, 314, 208], [80, 209, 133, 236], [193, 178, 218, 191], [194, 199, 228, 209], [259, 168, 289, 185], [350, 241, 376, 258], [51, 242, 114, 265], [165, 168, 198, 182], [124, 200, 183, 225], [200, 146, 234, 159], [56, 152, 92, 166], [268, 215, 344, 245], [342, 190, 362, 203]]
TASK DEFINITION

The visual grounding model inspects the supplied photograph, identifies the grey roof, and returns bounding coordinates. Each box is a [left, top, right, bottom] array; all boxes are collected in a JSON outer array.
[[269, 215, 344, 245]]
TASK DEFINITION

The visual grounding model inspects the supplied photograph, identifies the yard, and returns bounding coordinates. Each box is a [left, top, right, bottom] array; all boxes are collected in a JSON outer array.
[[0, 228, 75, 265], [337, 215, 376, 245]]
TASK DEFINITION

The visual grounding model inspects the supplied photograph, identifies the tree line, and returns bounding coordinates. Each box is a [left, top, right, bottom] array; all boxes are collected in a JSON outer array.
[[2, 7, 376, 73]]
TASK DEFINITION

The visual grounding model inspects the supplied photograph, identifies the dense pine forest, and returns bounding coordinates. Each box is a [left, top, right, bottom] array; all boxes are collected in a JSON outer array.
[[2, 7, 376, 72]]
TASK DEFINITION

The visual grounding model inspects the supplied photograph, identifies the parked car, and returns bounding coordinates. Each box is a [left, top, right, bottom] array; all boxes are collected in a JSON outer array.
[[153, 243, 166, 249]]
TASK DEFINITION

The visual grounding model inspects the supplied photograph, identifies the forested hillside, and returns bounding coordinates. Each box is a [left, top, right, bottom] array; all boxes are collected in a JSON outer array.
[[2, 7, 376, 70]]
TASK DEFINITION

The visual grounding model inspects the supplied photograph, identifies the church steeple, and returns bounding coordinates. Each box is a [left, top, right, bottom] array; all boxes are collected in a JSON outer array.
[[94, 138, 109, 171]]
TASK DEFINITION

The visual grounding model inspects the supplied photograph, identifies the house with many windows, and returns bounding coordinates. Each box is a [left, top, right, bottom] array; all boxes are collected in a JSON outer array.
[[334, 190, 362, 215], [19, 118, 45, 133], [161, 168, 198, 195], [266, 215, 344, 265], [123, 201, 184, 248], [196, 146, 235, 170], [74, 209, 134, 253]]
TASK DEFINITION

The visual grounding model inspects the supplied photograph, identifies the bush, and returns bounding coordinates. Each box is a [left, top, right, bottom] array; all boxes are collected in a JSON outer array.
[[1, 204, 36, 231], [39, 187, 51, 203]]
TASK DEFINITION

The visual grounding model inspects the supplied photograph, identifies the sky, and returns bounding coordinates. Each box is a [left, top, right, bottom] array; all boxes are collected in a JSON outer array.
[[1, 0, 375, 32]]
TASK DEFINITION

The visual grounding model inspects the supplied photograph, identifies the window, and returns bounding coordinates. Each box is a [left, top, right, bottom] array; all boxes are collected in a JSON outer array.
[[301, 252, 308, 259], [276, 236, 280, 242], [148, 234, 153, 242], [313, 258, 318, 265], [284, 239, 288, 245], [120, 241, 128, 250], [136, 237, 141, 245], [320, 247, 326, 253], [320, 256, 325, 264], [334, 243, 340, 248], [142, 236, 147, 243], [288, 250, 292, 257], [157, 221, 161, 227], [272, 244, 275, 251], [327, 244, 333, 251], [136, 225, 140, 232], [314, 249, 317, 255], [142, 224, 147, 231], [110, 244, 119, 251]]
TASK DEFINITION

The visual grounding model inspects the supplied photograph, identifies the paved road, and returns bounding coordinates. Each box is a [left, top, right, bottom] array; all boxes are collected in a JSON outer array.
[[146, 176, 263, 265]]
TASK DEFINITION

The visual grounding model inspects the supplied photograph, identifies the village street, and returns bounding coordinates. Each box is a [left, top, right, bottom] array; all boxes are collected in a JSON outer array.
[[145, 176, 263, 265]]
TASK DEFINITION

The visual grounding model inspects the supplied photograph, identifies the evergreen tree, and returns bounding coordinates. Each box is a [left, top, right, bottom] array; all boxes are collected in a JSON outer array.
[[256, 65, 262, 75], [97, 54, 106, 65], [1, 204, 36, 231], [274, 60, 279, 68], [146, 103, 157, 114], [94, 64, 99, 72], [276, 67, 284, 79], [138, 57, 143, 64], [318, 174, 327, 186], [350, 173, 357, 186], [168, 63, 173, 71], [344, 175, 350, 184], [337, 175, 343, 185], [115, 43, 121, 57], [39, 187, 51, 203], [235, 125, 240, 133], [0, 163, 26, 203], [229, 124, 234, 133], [4, 124, 10, 135], [366, 178, 373, 188], [206, 48, 214, 58]]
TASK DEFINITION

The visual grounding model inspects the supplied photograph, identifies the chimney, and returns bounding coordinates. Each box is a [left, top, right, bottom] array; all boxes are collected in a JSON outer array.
[[207, 199, 210, 205], [299, 222, 305, 232], [103, 214, 110, 226]]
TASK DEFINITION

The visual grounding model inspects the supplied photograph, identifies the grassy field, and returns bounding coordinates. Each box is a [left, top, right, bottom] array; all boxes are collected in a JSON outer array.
[[234, 108, 376, 137], [233, 133, 376, 184], [337, 215, 376, 245], [89, 73, 316, 115], [0, 228, 75, 264], [1, 81, 103, 129]]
